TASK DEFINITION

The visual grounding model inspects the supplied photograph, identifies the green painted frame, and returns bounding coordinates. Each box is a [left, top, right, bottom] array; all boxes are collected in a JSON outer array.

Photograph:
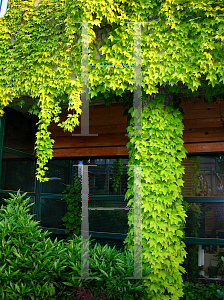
[[185, 237, 224, 246], [184, 197, 224, 203], [2, 146, 35, 159]]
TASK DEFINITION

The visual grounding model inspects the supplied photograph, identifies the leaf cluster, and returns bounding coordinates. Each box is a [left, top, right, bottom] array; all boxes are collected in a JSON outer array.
[[61, 173, 82, 235], [112, 158, 123, 193]]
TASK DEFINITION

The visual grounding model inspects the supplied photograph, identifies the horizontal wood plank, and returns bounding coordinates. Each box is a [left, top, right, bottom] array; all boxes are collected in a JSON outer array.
[[184, 142, 224, 153], [183, 118, 223, 129], [50, 124, 128, 137], [180, 97, 223, 110], [48, 114, 127, 131], [180, 108, 224, 120], [48, 103, 128, 138], [53, 146, 129, 157], [53, 133, 129, 148], [53, 141, 224, 157], [183, 127, 224, 142], [88, 103, 127, 117], [87, 124, 127, 134]]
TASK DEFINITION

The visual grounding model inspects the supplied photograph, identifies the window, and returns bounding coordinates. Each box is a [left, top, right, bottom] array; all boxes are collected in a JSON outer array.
[[182, 155, 224, 239], [0, 108, 36, 214]]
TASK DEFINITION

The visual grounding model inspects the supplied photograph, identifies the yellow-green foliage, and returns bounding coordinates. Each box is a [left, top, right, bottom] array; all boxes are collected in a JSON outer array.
[[0, 2, 223, 299], [0, 0, 223, 181], [125, 95, 187, 299]]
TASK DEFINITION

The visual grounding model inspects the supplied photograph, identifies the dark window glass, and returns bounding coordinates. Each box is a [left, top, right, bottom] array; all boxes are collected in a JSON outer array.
[[73, 158, 128, 195], [3, 107, 36, 155], [28, 195, 35, 216], [40, 157, 129, 236], [1, 153, 36, 192], [42, 160, 70, 194], [40, 197, 67, 229], [89, 197, 127, 208], [182, 156, 224, 197], [0, 192, 12, 208], [183, 243, 222, 280], [89, 210, 128, 234], [185, 202, 224, 238]]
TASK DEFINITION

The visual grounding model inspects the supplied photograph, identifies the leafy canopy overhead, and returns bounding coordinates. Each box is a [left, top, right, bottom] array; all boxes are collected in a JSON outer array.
[[0, 0, 223, 180]]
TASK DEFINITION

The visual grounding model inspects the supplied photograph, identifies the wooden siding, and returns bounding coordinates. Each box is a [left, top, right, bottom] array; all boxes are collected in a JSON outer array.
[[46, 97, 224, 158], [180, 96, 224, 154], [50, 103, 129, 157]]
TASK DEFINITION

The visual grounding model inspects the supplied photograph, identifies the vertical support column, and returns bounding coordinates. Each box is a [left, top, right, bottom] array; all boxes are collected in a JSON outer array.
[[198, 245, 204, 267], [81, 22, 90, 136], [73, 164, 98, 279], [81, 164, 89, 278], [133, 22, 142, 136], [133, 165, 142, 278], [126, 22, 150, 280], [212, 167, 216, 196], [72, 22, 97, 137], [126, 164, 150, 280]]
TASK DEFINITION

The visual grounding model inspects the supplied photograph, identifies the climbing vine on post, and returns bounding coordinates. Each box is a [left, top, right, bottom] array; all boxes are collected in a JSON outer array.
[[112, 158, 123, 193], [125, 94, 187, 300], [61, 172, 82, 235]]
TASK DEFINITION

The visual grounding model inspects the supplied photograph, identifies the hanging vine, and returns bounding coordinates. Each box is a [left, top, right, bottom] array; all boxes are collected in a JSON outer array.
[[125, 94, 187, 299]]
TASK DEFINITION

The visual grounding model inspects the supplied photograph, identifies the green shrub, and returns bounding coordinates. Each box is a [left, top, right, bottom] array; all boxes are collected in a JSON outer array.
[[57, 234, 151, 300], [0, 190, 150, 300], [0, 190, 66, 300], [183, 282, 222, 300]]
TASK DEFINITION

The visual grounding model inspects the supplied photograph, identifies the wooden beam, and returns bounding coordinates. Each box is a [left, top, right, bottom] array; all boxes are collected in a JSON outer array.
[[53, 146, 129, 157], [183, 118, 223, 129], [180, 97, 223, 110], [50, 123, 128, 137], [183, 127, 224, 143], [53, 141, 224, 157], [53, 133, 129, 148], [180, 108, 224, 120], [184, 142, 224, 153]]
